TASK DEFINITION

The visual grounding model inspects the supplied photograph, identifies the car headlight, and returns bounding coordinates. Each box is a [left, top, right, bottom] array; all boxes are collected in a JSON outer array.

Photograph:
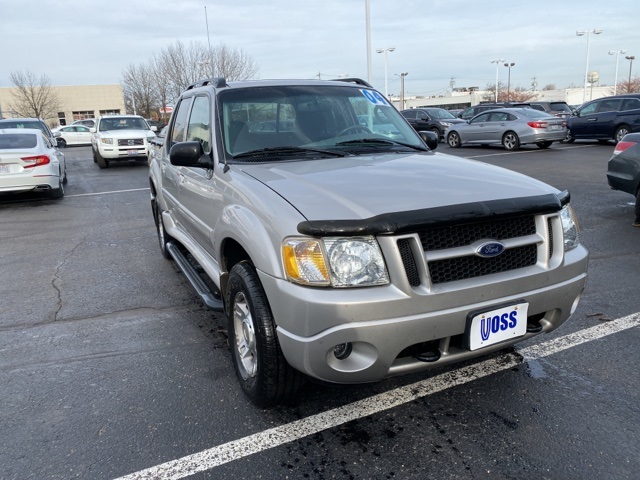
[[559, 205, 580, 251], [282, 236, 389, 287], [440, 122, 453, 127], [100, 138, 113, 145]]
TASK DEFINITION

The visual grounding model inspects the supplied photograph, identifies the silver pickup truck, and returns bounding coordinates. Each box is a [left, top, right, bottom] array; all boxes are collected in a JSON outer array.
[[149, 78, 588, 407]]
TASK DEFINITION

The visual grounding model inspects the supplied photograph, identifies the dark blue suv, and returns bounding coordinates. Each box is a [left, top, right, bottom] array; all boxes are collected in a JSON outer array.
[[566, 94, 640, 144]]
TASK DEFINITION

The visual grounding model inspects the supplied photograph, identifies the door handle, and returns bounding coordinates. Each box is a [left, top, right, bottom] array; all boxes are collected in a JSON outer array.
[[587, 118, 597, 122]]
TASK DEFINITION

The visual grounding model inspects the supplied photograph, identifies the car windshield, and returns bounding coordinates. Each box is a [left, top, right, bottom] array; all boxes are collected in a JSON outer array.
[[517, 109, 555, 119], [218, 84, 425, 160], [0, 133, 38, 149], [426, 108, 456, 120], [99, 117, 149, 131], [0, 121, 48, 136]]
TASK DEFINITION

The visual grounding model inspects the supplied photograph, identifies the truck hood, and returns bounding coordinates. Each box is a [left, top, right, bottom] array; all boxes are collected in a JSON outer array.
[[238, 152, 562, 233]]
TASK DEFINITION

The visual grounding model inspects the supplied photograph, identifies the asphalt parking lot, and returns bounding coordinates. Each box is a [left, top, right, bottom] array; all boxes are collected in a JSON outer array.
[[1, 142, 638, 480]]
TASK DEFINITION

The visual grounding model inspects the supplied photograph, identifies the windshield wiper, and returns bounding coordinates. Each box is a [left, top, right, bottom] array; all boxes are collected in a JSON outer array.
[[335, 138, 428, 151], [232, 146, 347, 159]]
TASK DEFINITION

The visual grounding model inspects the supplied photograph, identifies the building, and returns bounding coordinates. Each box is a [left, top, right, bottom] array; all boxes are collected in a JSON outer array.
[[390, 85, 618, 111], [0, 84, 125, 127]]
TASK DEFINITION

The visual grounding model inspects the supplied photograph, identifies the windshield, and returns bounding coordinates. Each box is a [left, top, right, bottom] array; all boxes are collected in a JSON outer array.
[[218, 85, 424, 160], [99, 117, 149, 131], [426, 108, 456, 120]]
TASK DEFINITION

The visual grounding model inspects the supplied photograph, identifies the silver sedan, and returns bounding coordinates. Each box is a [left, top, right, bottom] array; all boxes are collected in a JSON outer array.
[[446, 108, 567, 151]]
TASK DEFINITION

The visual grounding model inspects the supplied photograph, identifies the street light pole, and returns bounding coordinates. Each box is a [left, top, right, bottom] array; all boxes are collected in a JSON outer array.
[[503, 62, 515, 101], [396, 72, 408, 110], [365, 0, 372, 84], [576, 29, 603, 104], [626, 55, 635, 89], [376, 47, 395, 98], [490, 59, 505, 102], [609, 49, 627, 95]]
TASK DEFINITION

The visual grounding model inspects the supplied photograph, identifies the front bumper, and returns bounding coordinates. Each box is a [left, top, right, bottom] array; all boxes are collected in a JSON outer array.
[[260, 244, 588, 384], [97, 142, 149, 159]]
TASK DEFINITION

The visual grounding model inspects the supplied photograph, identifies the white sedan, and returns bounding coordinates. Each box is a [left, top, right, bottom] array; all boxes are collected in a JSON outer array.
[[0, 128, 67, 198], [53, 125, 93, 147]]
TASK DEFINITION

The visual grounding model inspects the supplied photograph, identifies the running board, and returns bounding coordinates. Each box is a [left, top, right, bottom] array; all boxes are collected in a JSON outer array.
[[166, 241, 224, 312]]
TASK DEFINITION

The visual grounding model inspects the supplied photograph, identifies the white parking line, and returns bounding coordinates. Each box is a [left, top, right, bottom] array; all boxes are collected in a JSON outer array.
[[114, 312, 640, 480], [66, 188, 150, 198], [466, 143, 597, 159]]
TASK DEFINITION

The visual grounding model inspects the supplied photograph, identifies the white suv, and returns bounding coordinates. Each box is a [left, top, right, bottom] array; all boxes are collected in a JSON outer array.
[[91, 115, 156, 168]]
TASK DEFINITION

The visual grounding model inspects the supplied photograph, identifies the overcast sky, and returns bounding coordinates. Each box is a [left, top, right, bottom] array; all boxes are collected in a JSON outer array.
[[2, 0, 639, 98]]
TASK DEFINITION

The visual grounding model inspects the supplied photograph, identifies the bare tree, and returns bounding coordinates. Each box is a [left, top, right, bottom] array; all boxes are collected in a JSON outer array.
[[542, 84, 556, 91], [208, 44, 259, 81], [617, 76, 640, 94], [8, 70, 61, 120], [482, 82, 536, 102], [121, 62, 157, 118]]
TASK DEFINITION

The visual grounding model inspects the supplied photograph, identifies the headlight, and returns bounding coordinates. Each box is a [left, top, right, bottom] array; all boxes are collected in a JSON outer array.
[[559, 205, 580, 251], [100, 138, 113, 145], [440, 122, 453, 127], [282, 236, 389, 287]]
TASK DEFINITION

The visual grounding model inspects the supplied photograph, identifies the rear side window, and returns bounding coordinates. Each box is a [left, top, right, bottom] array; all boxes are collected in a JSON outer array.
[[621, 98, 640, 111], [170, 97, 193, 147], [0, 133, 38, 149], [597, 99, 622, 113]]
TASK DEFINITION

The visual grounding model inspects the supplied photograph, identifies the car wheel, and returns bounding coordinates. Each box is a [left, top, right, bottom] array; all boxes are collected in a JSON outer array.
[[62, 166, 68, 184], [502, 131, 520, 151], [226, 261, 304, 407], [49, 172, 65, 199], [430, 127, 442, 142], [92, 149, 98, 163], [537, 141, 552, 149], [154, 200, 173, 260], [447, 131, 461, 148], [95, 149, 109, 169], [58, 138, 67, 148], [615, 125, 630, 143]]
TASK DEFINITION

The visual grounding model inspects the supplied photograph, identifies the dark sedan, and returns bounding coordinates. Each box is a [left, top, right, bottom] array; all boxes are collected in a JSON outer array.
[[607, 132, 640, 225], [400, 108, 466, 141]]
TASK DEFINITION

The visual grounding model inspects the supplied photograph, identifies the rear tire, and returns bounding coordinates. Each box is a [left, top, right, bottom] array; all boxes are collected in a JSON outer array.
[[226, 261, 304, 407], [615, 125, 630, 143], [447, 131, 461, 148], [49, 174, 65, 199], [502, 131, 520, 151]]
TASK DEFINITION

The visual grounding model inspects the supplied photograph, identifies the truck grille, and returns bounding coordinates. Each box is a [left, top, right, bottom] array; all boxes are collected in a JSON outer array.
[[117, 138, 144, 146], [398, 215, 546, 286]]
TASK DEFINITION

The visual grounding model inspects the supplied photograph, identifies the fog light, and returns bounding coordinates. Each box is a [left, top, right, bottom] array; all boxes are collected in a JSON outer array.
[[333, 343, 353, 360]]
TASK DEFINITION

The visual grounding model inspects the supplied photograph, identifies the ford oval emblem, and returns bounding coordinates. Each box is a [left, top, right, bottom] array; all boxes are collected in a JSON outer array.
[[476, 241, 505, 258]]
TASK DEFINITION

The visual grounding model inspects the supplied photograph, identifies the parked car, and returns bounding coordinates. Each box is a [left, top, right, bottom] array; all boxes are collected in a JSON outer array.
[[457, 102, 531, 120], [70, 119, 97, 129], [446, 108, 566, 151], [607, 132, 640, 216], [52, 125, 92, 147], [0, 117, 60, 147], [146, 119, 166, 131], [90, 115, 156, 168], [566, 94, 640, 144], [149, 77, 588, 406], [0, 128, 67, 198], [528, 101, 572, 118], [400, 108, 466, 141], [148, 126, 167, 163]]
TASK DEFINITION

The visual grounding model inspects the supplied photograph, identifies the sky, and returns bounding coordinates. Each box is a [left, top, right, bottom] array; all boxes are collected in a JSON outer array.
[[2, 0, 639, 99]]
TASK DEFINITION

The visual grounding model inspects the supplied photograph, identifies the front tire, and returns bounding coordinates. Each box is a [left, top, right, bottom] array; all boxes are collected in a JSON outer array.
[[502, 131, 520, 151], [154, 201, 173, 260], [447, 131, 461, 148], [430, 127, 442, 142], [226, 261, 303, 407], [95, 149, 109, 169]]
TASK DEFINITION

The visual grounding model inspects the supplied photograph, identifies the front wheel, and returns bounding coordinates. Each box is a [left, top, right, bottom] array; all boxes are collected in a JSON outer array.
[[430, 127, 442, 142], [154, 201, 173, 259], [502, 131, 520, 151], [615, 125, 630, 143], [226, 261, 303, 407], [447, 131, 461, 148], [95, 149, 109, 169]]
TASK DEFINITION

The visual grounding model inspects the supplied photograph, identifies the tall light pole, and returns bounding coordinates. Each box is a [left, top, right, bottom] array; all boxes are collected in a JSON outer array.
[[576, 29, 603, 104], [490, 59, 505, 102], [626, 55, 635, 88], [503, 62, 515, 101], [376, 46, 395, 98], [395, 72, 408, 109], [609, 49, 627, 95], [365, 0, 372, 84]]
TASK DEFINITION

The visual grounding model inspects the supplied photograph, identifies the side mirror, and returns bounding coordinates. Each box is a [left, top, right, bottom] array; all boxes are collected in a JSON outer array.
[[90, 127, 96, 133], [53, 131, 61, 138], [169, 141, 213, 169], [150, 126, 157, 132], [419, 131, 438, 150]]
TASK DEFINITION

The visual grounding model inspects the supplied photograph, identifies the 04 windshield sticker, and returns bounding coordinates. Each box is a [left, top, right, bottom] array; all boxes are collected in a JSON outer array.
[[360, 89, 388, 106]]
